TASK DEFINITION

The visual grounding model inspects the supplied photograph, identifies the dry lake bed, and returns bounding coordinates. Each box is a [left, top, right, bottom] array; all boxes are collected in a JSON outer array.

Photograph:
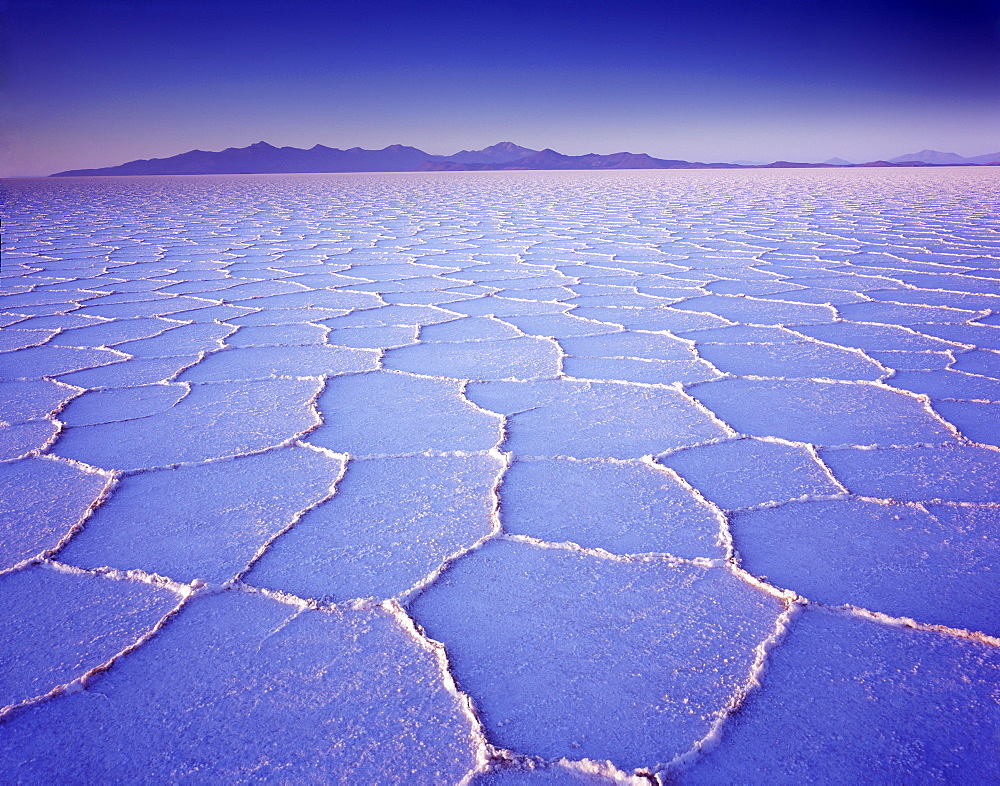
[[2, 168, 999, 783]]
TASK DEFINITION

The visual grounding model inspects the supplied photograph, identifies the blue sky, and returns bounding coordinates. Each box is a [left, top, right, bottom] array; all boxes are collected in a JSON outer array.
[[2, 0, 999, 176]]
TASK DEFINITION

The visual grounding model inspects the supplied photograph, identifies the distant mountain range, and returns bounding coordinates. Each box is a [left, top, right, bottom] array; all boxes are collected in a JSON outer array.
[[50, 143, 1000, 176], [889, 149, 1000, 165]]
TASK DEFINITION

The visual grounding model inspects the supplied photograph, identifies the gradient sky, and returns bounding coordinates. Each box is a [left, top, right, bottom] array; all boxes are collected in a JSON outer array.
[[2, 0, 999, 176]]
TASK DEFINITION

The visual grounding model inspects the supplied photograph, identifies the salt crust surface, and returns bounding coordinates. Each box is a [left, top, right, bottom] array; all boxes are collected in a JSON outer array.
[[1, 168, 998, 781]]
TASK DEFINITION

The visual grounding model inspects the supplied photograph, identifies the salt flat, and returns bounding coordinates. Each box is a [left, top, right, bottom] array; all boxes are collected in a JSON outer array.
[[1, 168, 999, 783]]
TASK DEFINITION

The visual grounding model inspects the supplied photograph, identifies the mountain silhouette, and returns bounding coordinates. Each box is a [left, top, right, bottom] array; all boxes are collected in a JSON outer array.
[[50, 142, 1000, 176], [889, 149, 1000, 165]]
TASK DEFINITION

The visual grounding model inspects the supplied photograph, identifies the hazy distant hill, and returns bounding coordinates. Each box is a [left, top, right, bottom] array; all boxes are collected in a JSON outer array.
[[50, 141, 1000, 176], [416, 148, 742, 171], [890, 149, 1000, 165]]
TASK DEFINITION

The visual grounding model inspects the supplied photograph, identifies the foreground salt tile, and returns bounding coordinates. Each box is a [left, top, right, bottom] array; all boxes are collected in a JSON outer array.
[[568, 306, 728, 332], [696, 341, 885, 380], [562, 355, 718, 385], [820, 444, 1000, 502], [0, 420, 58, 459], [319, 303, 459, 328], [248, 454, 504, 601], [0, 567, 180, 711], [499, 458, 720, 558], [0, 458, 109, 571], [224, 322, 327, 347], [53, 378, 322, 470], [501, 312, 612, 338], [837, 300, 984, 325], [793, 321, 957, 351], [75, 295, 217, 319], [228, 306, 347, 325], [474, 767, 619, 784], [409, 539, 782, 772], [678, 324, 803, 343], [54, 354, 200, 388], [0, 328, 61, 351], [866, 349, 955, 371], [443, 296, 568, 318], [177, 344, 378, 382], [951, 347, 1000, 378], [0, 345, 124, 380], [671, 294, 837, 325], [57, 383, 188, 427], [383, 336, 561, 380], [112, 322, 236, 357], [306, 371, 502, 455], [731, 499, 999, 634], [0, 379, 77, 422], [931, 400, 1000, 446], [58, 446, 341, 584], [689, 378, 955, 446], [560, 331, 694, 362], [0, 591, 479, 782], [45, 316, 176, 347], [887, 368, 1000, 400], [467, 380, 728, 458], [326, 324, 418, 348], [419, 316, 524, 341], [661, 439, 842, 509], [685, 609, 1000, 783]]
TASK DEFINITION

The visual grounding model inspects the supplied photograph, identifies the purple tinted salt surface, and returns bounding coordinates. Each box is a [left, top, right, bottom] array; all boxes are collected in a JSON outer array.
[[1, 168, 999, 783]]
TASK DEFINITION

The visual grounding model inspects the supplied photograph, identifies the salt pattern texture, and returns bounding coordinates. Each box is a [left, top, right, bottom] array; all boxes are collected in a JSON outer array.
[[1, 169, 999, 783]]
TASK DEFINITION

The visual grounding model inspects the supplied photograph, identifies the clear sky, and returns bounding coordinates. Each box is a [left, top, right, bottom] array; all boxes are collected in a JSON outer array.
[[2, 0, 999, 176]]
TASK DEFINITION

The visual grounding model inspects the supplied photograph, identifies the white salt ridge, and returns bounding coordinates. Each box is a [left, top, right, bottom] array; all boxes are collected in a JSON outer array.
[[2, 168, 999, 780]]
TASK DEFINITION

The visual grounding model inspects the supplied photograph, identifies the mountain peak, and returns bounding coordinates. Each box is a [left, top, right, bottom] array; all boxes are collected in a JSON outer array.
[[888, 149, 967, 165], [438, 141, 540, 165]]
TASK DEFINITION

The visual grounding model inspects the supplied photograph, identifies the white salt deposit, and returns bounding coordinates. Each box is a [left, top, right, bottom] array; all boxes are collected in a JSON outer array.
[[1, 167, 998, 781]]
